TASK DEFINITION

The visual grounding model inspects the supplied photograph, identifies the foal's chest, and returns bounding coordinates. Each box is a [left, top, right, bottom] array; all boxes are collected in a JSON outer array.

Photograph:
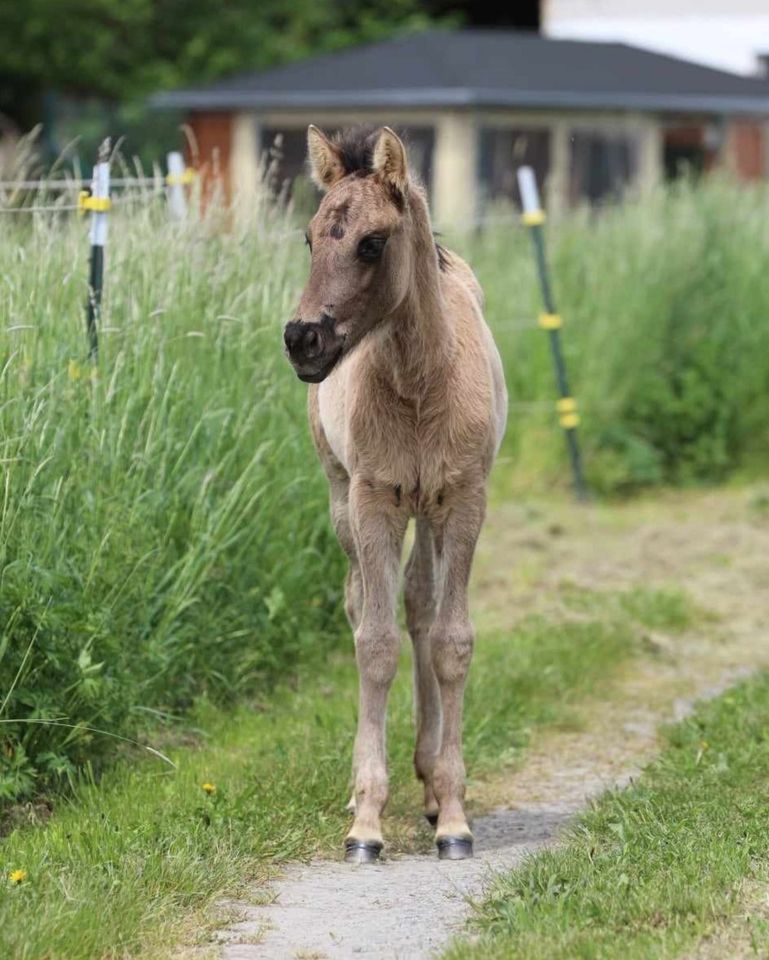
[[318, 373, 467, 497]]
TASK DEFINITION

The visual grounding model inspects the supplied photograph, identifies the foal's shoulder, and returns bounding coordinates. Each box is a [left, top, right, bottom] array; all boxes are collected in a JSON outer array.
[[436, 245, 484, 310]]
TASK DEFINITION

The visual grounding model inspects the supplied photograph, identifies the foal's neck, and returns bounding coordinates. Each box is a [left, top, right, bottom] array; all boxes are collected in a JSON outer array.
[[383, 190, 452, 397]]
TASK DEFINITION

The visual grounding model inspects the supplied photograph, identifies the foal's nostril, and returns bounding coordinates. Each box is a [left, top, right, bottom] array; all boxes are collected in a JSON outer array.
[[284, 324, 304, 354], [284, 322, 325, 362], [303, 327, 322, 358]]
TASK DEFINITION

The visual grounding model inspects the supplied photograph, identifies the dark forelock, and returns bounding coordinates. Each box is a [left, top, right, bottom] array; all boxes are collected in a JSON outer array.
[[331, 126, 381, 177]]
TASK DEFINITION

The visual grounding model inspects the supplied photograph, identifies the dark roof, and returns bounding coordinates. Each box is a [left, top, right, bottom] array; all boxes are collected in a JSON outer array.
[[151, 29, 769, 116]]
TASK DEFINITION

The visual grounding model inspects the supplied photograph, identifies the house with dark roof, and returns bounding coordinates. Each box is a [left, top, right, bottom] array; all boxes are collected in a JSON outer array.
[[152, 29, 769, 226]]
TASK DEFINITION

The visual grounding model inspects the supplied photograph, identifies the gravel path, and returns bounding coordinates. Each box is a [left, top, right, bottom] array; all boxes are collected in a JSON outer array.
[[212, 489, 769, 960], [221, 791, 607, 960]]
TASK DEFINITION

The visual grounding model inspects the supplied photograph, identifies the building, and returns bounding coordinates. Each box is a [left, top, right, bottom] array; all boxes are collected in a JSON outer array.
[[544, 0, 769, 78], [151, 29, 769, 227]]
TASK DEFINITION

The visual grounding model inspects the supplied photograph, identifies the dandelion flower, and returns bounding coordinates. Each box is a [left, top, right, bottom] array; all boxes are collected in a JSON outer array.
[[202, 782, 216, 795], [9, 869, 27, 885]]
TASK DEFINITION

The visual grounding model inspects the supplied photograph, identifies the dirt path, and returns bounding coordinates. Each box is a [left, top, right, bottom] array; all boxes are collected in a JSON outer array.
[[212, 488, 769, 960]]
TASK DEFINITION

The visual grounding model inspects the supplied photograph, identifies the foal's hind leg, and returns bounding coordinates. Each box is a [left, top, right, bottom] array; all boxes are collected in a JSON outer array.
[[404, 516, 441, 825]]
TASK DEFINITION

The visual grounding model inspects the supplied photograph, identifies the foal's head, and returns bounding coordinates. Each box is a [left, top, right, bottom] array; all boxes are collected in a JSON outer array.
[[284, 125, 418, 383]]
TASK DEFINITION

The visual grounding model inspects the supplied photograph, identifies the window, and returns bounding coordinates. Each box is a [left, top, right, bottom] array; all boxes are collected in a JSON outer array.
[[479, 127, 551, 209], [569, 130, 638, 206]]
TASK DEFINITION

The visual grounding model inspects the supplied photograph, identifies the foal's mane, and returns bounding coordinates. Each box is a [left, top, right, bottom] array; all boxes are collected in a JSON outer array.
[[329, 126, 450, 273]]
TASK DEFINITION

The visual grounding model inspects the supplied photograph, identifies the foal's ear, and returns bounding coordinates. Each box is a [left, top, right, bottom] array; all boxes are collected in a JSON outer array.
[[372, 127, 409, 194], [307, 125, 345, 191]]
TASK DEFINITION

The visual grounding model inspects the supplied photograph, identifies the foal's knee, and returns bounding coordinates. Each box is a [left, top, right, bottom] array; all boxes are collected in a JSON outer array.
[[354, 624, 400, 686], [430, 619, 474, 684]]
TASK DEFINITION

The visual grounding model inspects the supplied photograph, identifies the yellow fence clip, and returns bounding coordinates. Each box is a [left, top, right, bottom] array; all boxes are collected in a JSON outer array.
[[78, 191, 112, 215], [557, 397, 580, 429], [521, 209, 546, 227], [165, 168, 196, 186], [538, 312, 563, 330]]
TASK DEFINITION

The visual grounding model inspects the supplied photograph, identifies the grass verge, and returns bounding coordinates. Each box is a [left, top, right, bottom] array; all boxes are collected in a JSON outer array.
[[447, 670, 769, 960], [0, 584, 680, 960]]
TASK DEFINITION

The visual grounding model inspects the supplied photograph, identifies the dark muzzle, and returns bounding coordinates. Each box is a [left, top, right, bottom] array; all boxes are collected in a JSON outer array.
[[283, 314, 344, 383]]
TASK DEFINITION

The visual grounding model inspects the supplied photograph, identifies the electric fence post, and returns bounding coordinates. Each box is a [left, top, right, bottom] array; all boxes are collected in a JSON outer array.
[[517, 166, 588, 501], [80, 138, 112, 361], [166, 151, 190, 220]]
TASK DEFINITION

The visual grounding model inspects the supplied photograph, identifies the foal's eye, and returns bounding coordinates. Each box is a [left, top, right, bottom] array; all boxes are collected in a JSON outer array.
[[357, 234, 386, 263]]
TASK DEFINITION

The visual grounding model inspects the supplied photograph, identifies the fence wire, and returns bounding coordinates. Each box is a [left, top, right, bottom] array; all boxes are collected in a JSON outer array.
[[0, 185, 168, 215]]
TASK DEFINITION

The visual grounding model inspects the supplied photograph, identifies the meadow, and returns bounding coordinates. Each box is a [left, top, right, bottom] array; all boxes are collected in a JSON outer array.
[[2, 174, 769, 804]]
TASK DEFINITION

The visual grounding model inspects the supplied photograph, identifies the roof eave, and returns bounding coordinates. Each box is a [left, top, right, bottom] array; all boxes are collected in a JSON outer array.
[[150, 87, 769, 116]]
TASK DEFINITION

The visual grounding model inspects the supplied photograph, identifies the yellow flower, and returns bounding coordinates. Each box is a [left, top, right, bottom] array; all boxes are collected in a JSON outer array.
[[9, 869, 27, 885], [700, 741, 709, 750], [68, 360, 82, 382], [202, 782, 216, 795]]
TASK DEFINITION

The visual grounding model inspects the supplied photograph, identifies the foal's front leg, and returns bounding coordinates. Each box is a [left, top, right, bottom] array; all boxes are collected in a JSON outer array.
[[345, 476, 408, 863], [429, 483, 486, 860]]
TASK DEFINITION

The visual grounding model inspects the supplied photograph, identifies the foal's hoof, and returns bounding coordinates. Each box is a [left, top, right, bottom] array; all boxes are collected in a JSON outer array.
[[344, 839, 383, 864], [436, 836, 474, 860], [425, 812, 439, 828]]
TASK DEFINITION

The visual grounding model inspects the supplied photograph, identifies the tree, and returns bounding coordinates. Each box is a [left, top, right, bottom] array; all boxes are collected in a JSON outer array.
[[0, 0, 434, 130]]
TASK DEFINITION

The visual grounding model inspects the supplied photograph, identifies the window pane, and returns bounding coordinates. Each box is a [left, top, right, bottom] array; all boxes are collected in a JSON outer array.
[[479, 127, 551, 208], [569, 130, 638, 206]]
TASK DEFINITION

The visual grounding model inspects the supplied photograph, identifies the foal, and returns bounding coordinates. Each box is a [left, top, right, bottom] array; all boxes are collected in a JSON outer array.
[[284, 126, 507, 863]]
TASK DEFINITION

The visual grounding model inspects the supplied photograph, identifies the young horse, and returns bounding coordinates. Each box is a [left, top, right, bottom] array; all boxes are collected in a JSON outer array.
[[284, 125, 507, 863]]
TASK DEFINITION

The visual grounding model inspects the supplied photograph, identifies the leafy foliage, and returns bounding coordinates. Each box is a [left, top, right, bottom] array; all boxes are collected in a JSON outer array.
[[0, 0, 435, 127]]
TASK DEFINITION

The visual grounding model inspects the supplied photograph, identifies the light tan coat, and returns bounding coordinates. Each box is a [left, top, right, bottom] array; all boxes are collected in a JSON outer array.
[[284, 125, 506, 861]]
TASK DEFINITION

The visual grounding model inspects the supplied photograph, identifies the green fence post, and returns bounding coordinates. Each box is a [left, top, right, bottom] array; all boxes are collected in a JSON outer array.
[[517, 166, 587, 502]]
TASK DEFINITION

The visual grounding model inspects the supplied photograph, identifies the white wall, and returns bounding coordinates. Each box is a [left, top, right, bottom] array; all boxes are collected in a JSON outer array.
[[543, 0, 769, 76]]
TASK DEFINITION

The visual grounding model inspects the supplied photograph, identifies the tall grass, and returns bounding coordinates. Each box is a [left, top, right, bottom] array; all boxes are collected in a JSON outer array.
[[0, 192, 345, 799], [1, 175, 768, 801], [458, 177, 769, 494]]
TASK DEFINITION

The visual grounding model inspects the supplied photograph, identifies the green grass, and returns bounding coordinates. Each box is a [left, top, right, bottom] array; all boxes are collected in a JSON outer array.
[[0, 585, 668, 960], [454, 177, 769, 495], [3, 175, 769, 801], [0, 194, 346, 799], [446, 670, 769, 960]]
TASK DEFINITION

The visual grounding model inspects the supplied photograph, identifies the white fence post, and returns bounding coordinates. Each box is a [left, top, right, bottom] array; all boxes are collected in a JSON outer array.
[[166, 151, 188, 220], [83, 138, 111, 360]]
